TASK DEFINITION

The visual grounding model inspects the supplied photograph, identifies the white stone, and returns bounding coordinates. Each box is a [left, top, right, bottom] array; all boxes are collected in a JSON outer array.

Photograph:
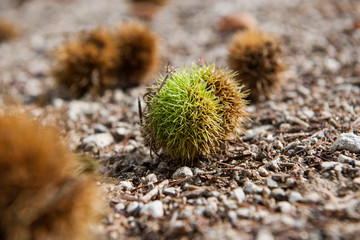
[[118, 181, 134, 191], [277, 201, 293, 213], [289, 191, 303, 203], [82, 133, 114, 149], [140, 200, 164, 218], [126, 202, 140, 214], [267, 177, 278, 188], [324, 58, 340, 73], [232, 188, 246, 203], [256, 229, 274, 240], [244, 181, 263, 194]]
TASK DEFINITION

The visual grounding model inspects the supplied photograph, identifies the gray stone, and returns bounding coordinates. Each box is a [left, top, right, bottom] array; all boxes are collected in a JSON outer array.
[[164, 187, 180, 196], [228, 210, 238, 225], [82, 133, 114, 149], [210, 191, 220, 197], [271, 188, 287, 200], [94, 124, 108, 133], [114, 126, 132, 141], [126, 202, 140, 214], [324, 58, 340, 73], [321, 162, 339, 170], [289, 191, 303, 203], [224, 200, 238, 210], [277, 201, 293, 213], [144, 173, 158, 184], [305, 192, 321, 203], [172, 166, 193, 179], [330, 133, 360, 153], [265, 158, 281, 171], [232, 188, 246, 203], [24, 79, 42, 97], [337, 154, 354, 163], [285, 178, 297, 188], [140, 201, 164, 218], [114, 203, 125, 212], [266, 177, 278, 188], [124, 144, 136, 153], [258, 167, 269, 177], [237, 207, 253, 218], [204, 197, 218, 216], [243, 181, 263, 194]]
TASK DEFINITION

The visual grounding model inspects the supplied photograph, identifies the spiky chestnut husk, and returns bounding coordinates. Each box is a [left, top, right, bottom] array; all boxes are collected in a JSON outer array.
[[227, 30, 285, 101], [52, 28, 117, 97], [0, 19, 19, 43], [112, 22, 158, 88], [142, 63, 249, 165], [204, 66, 249, 138], [53, 23, 158, 97], [0, 112, 101, 240]]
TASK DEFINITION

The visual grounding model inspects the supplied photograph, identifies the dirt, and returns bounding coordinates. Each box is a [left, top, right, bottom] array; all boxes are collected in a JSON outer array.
[[1, 0, 360, 239]]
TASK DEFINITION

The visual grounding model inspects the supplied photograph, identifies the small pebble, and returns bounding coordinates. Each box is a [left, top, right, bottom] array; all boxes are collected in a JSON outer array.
[[273, 140, 284, 150], [115, 203, 125, 212], [271, 188, 287, 200], [144, 173, 158, 184], [243, 181, 263, 194], [265, 159, 280, 171], [114, 127, 132, 141], [321, 162, 339, 170], [228, 210, 238, 225], [330, 133, 360, 153], [289, 191, 303, 203], [305, 192, 321, 203], [124, 144, 136, 153], [164, 187, 180, 196], [118, 181, 134, 191], [140, 200, 164, 218], [285, 178, 297, 188], [232, 188, 246, 203], [258, 167, 269, 177], [224, 200, 238, 210], [24, 79, 42, 97], [237, 206, 255, 218], [267, 177, 278, 188], [82, 133, 114, 149], [337, 154, 354, 163], [277, 201, 293, 213], [256, 228, 274, 240], [94, 124, 108, 133], [324, 58, 340, 73], [126, 202, 142, 214], [210, 191, 220, 197], [204, 197, 218, 217], [279, 123, 291, 131], [172, 166, 193, 179], [109, 231, 119, 240]]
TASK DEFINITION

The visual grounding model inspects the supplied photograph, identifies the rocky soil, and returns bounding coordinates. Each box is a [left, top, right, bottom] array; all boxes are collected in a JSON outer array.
[[1, 0, 360, 239]]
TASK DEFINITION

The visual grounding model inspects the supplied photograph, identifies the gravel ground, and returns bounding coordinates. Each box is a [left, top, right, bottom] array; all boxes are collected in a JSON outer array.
[[1, 0, 360, 239]]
